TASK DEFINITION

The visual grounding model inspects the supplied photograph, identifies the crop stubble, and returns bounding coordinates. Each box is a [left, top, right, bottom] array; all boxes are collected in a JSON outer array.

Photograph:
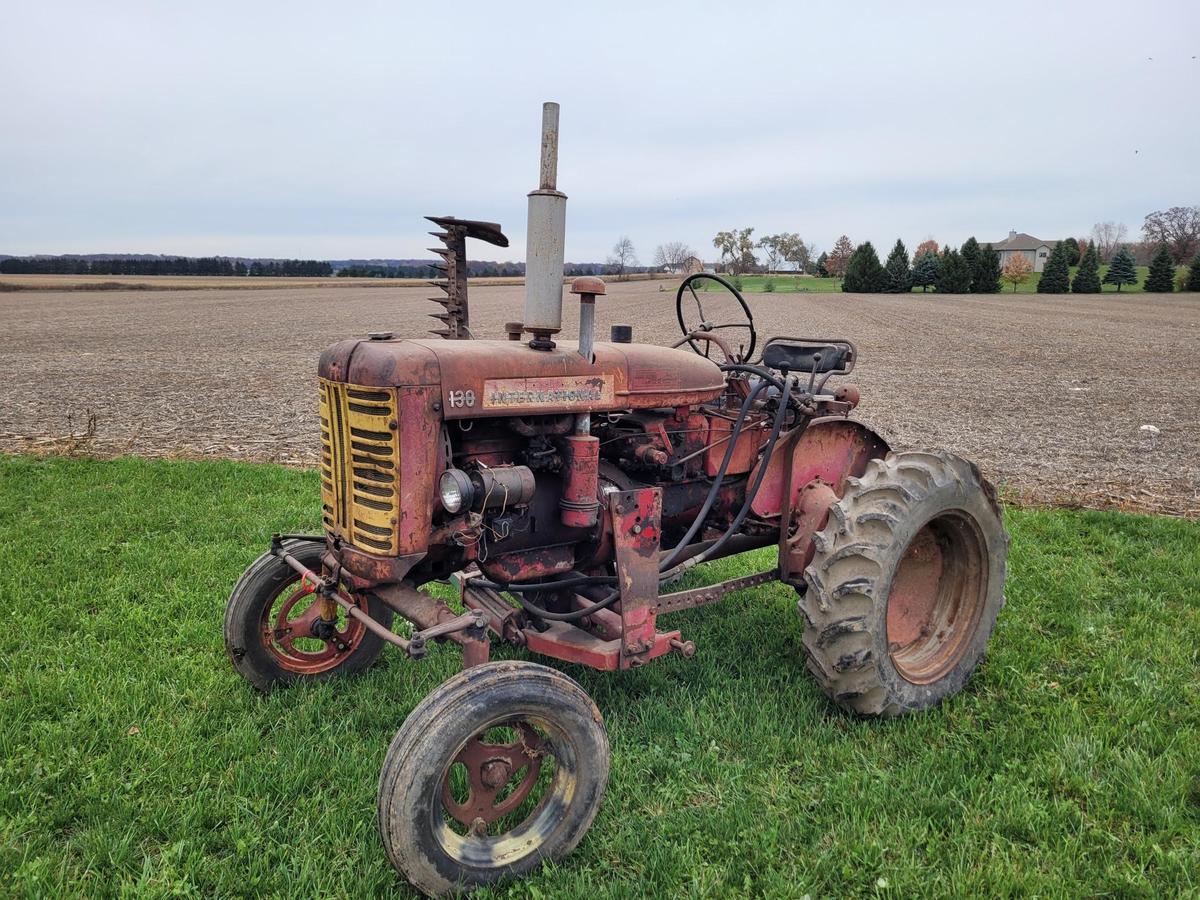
[[1, 280, 1196, 515]]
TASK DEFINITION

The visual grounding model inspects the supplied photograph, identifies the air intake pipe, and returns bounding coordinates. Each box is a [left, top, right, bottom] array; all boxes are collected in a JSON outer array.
[[523, 102, 567, 350]]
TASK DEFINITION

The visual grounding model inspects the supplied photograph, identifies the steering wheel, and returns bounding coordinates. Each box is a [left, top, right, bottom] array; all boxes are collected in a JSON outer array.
[[675, 273, 757, 363]]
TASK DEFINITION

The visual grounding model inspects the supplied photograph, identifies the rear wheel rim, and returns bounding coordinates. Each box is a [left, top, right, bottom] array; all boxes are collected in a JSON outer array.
[[258, 573, 368, 674], [885, 510, 987, 684]]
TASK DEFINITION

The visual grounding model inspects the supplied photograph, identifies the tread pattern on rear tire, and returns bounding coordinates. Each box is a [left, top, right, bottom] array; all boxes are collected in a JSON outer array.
[[797, 450, 1009, 717]]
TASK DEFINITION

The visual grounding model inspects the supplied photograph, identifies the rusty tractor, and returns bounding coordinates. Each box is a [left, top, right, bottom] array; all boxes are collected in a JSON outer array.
[[224, 102, 1008, 895]]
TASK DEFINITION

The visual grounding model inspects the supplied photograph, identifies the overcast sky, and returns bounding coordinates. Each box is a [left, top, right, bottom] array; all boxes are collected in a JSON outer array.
[[2, 0, 1197, 262]]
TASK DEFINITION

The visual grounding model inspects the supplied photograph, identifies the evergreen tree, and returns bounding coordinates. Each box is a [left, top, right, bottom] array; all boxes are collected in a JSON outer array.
[[1062, 237, 1081, 266], [815, 251, 828, 277], [1144, 244, 1175, 292], [959, 237, 980, 292], [1186, 253, 1200, 292], [1071, 241, 1101, 293], [1036, 242, 1071, 293], [912, 251, 940, 292], [936, 247, 972, 293], [882, 239, 911, 293], [974, 243, 1002, 293], [842, 241, 886, 292], [1102, 247, 1138, 292]]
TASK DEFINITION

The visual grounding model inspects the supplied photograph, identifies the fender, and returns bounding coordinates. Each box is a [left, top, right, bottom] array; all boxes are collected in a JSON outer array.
[[750, 418, 892, 521]]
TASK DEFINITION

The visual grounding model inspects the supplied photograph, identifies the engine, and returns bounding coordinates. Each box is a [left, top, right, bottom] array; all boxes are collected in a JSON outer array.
[[315, 334, 814, 596]]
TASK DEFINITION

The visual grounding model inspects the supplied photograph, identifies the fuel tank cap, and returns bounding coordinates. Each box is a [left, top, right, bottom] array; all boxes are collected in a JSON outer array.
[[367, 331, 394, 341]]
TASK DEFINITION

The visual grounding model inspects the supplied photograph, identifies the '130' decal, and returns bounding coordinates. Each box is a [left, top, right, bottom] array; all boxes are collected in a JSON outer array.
[[447, 389, 476, 408]]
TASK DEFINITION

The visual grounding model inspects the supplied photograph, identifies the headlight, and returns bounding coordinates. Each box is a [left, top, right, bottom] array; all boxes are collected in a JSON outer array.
[[438, 468, 473, 514]]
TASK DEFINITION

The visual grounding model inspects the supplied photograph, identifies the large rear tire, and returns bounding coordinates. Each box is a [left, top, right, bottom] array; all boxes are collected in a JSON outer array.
[[797, 450, 1008, 717]]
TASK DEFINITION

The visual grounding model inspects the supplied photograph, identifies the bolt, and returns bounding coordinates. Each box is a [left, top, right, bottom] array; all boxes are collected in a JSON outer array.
[[632, 524, 642, 535], [388, 420, 398, 430], [670, 638, 697, 658], [470, 817, 488, 837]]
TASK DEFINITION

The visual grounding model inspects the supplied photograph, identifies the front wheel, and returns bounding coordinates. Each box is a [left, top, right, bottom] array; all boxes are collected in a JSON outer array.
[[224, 540, 394, 691], [797, 450, 1009, 717], [377, 661, 609, 896]]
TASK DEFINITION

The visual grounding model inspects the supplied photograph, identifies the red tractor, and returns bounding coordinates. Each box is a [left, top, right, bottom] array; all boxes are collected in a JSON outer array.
[[224, 103, 1008, 895]]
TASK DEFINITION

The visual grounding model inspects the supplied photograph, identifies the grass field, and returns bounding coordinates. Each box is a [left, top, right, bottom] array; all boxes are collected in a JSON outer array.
[[2, 454, 1198, 897], [698, 275, 845, 293]]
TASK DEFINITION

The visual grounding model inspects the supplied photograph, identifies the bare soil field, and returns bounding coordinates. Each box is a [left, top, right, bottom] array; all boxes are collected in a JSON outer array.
[[2, 279, 1197, 515]]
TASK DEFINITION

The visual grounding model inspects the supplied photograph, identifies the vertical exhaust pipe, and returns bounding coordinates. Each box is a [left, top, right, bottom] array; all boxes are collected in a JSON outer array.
[[523, 102, 567, 350]]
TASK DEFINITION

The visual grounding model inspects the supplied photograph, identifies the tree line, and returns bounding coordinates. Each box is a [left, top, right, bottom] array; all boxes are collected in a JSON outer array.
[[1030, 241, 1200, 294], [0, 255, 614, 280], [0, 256, 333, 276], [832, 237, 1003, 293]]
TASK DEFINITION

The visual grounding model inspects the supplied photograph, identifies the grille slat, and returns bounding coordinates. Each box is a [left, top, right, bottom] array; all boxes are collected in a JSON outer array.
[[318, 379, 400, 554]]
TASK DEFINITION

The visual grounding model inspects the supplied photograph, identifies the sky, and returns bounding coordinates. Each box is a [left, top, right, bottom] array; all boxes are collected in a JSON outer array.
[[2, 0, 1197, 263]]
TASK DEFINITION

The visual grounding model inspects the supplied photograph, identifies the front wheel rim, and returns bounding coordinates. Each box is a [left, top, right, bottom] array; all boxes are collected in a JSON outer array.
[[432, 715, 574, 869], [885, 510, 987, 684], [258, 574, 368, 674]]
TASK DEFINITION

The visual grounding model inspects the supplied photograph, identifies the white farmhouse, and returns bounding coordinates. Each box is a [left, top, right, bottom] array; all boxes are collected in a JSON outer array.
[[990, 231, 1057, 273]]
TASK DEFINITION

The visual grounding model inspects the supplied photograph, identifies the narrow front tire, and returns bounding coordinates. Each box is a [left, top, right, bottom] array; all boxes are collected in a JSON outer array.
[[377, 661, 609, 896], [224, 540, 394, 691]]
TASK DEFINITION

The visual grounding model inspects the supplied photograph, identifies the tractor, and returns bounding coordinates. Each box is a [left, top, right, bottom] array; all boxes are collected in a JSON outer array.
[[224, 103, 1008, 896]]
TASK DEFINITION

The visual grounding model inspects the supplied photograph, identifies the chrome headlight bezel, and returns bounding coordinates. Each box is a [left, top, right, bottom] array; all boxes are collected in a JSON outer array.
[[438, 468, 474, 514]]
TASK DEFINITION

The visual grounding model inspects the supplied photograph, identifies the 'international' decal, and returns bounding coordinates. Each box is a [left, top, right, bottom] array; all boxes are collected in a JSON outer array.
[[482, 375, 614, 409]]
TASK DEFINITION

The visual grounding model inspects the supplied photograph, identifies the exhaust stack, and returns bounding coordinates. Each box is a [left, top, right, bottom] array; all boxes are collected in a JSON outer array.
[[523, 102, 567, 350]]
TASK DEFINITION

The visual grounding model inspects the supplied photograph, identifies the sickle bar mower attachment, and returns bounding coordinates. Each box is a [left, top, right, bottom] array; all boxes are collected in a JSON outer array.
[[424, 215, 509, 339]]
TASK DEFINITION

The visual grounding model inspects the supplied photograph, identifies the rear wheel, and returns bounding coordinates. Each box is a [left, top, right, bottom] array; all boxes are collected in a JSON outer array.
[[224, 540, 394, 691], [797, 450, 1009, 717], [378, 661, 609, 896]]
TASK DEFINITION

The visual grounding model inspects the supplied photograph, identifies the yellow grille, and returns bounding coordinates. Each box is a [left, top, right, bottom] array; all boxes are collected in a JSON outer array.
[[318, 379, 400, 554]]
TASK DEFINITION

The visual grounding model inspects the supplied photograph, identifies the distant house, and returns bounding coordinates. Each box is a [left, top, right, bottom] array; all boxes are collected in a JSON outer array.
[[991, 230, 1057, 273]]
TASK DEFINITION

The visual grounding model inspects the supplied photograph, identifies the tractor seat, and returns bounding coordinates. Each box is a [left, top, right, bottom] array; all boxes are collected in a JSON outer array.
[[761, 340, 854, 375]]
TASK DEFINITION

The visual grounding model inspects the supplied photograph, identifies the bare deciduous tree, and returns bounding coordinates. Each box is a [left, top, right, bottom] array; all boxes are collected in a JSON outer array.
[[1091, 221, 1127, 262], [1142, 206, 1200, 264], [607, 236, 638, 279], [712, 228, 758, 275], [774, 233, 812, 274], [757, 234, 785, 273], [652, 241, 695, 273], [790, 238, 817, 274]]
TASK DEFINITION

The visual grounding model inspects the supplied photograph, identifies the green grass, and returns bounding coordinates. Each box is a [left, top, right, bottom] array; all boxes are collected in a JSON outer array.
[[698, 274, 845, 293], [2, 455, 1198, 897], [1001, 265, 1168, 295]]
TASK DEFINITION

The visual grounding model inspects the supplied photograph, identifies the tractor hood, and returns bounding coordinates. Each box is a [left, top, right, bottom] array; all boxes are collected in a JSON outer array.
[[318, 338, 725, 418]]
